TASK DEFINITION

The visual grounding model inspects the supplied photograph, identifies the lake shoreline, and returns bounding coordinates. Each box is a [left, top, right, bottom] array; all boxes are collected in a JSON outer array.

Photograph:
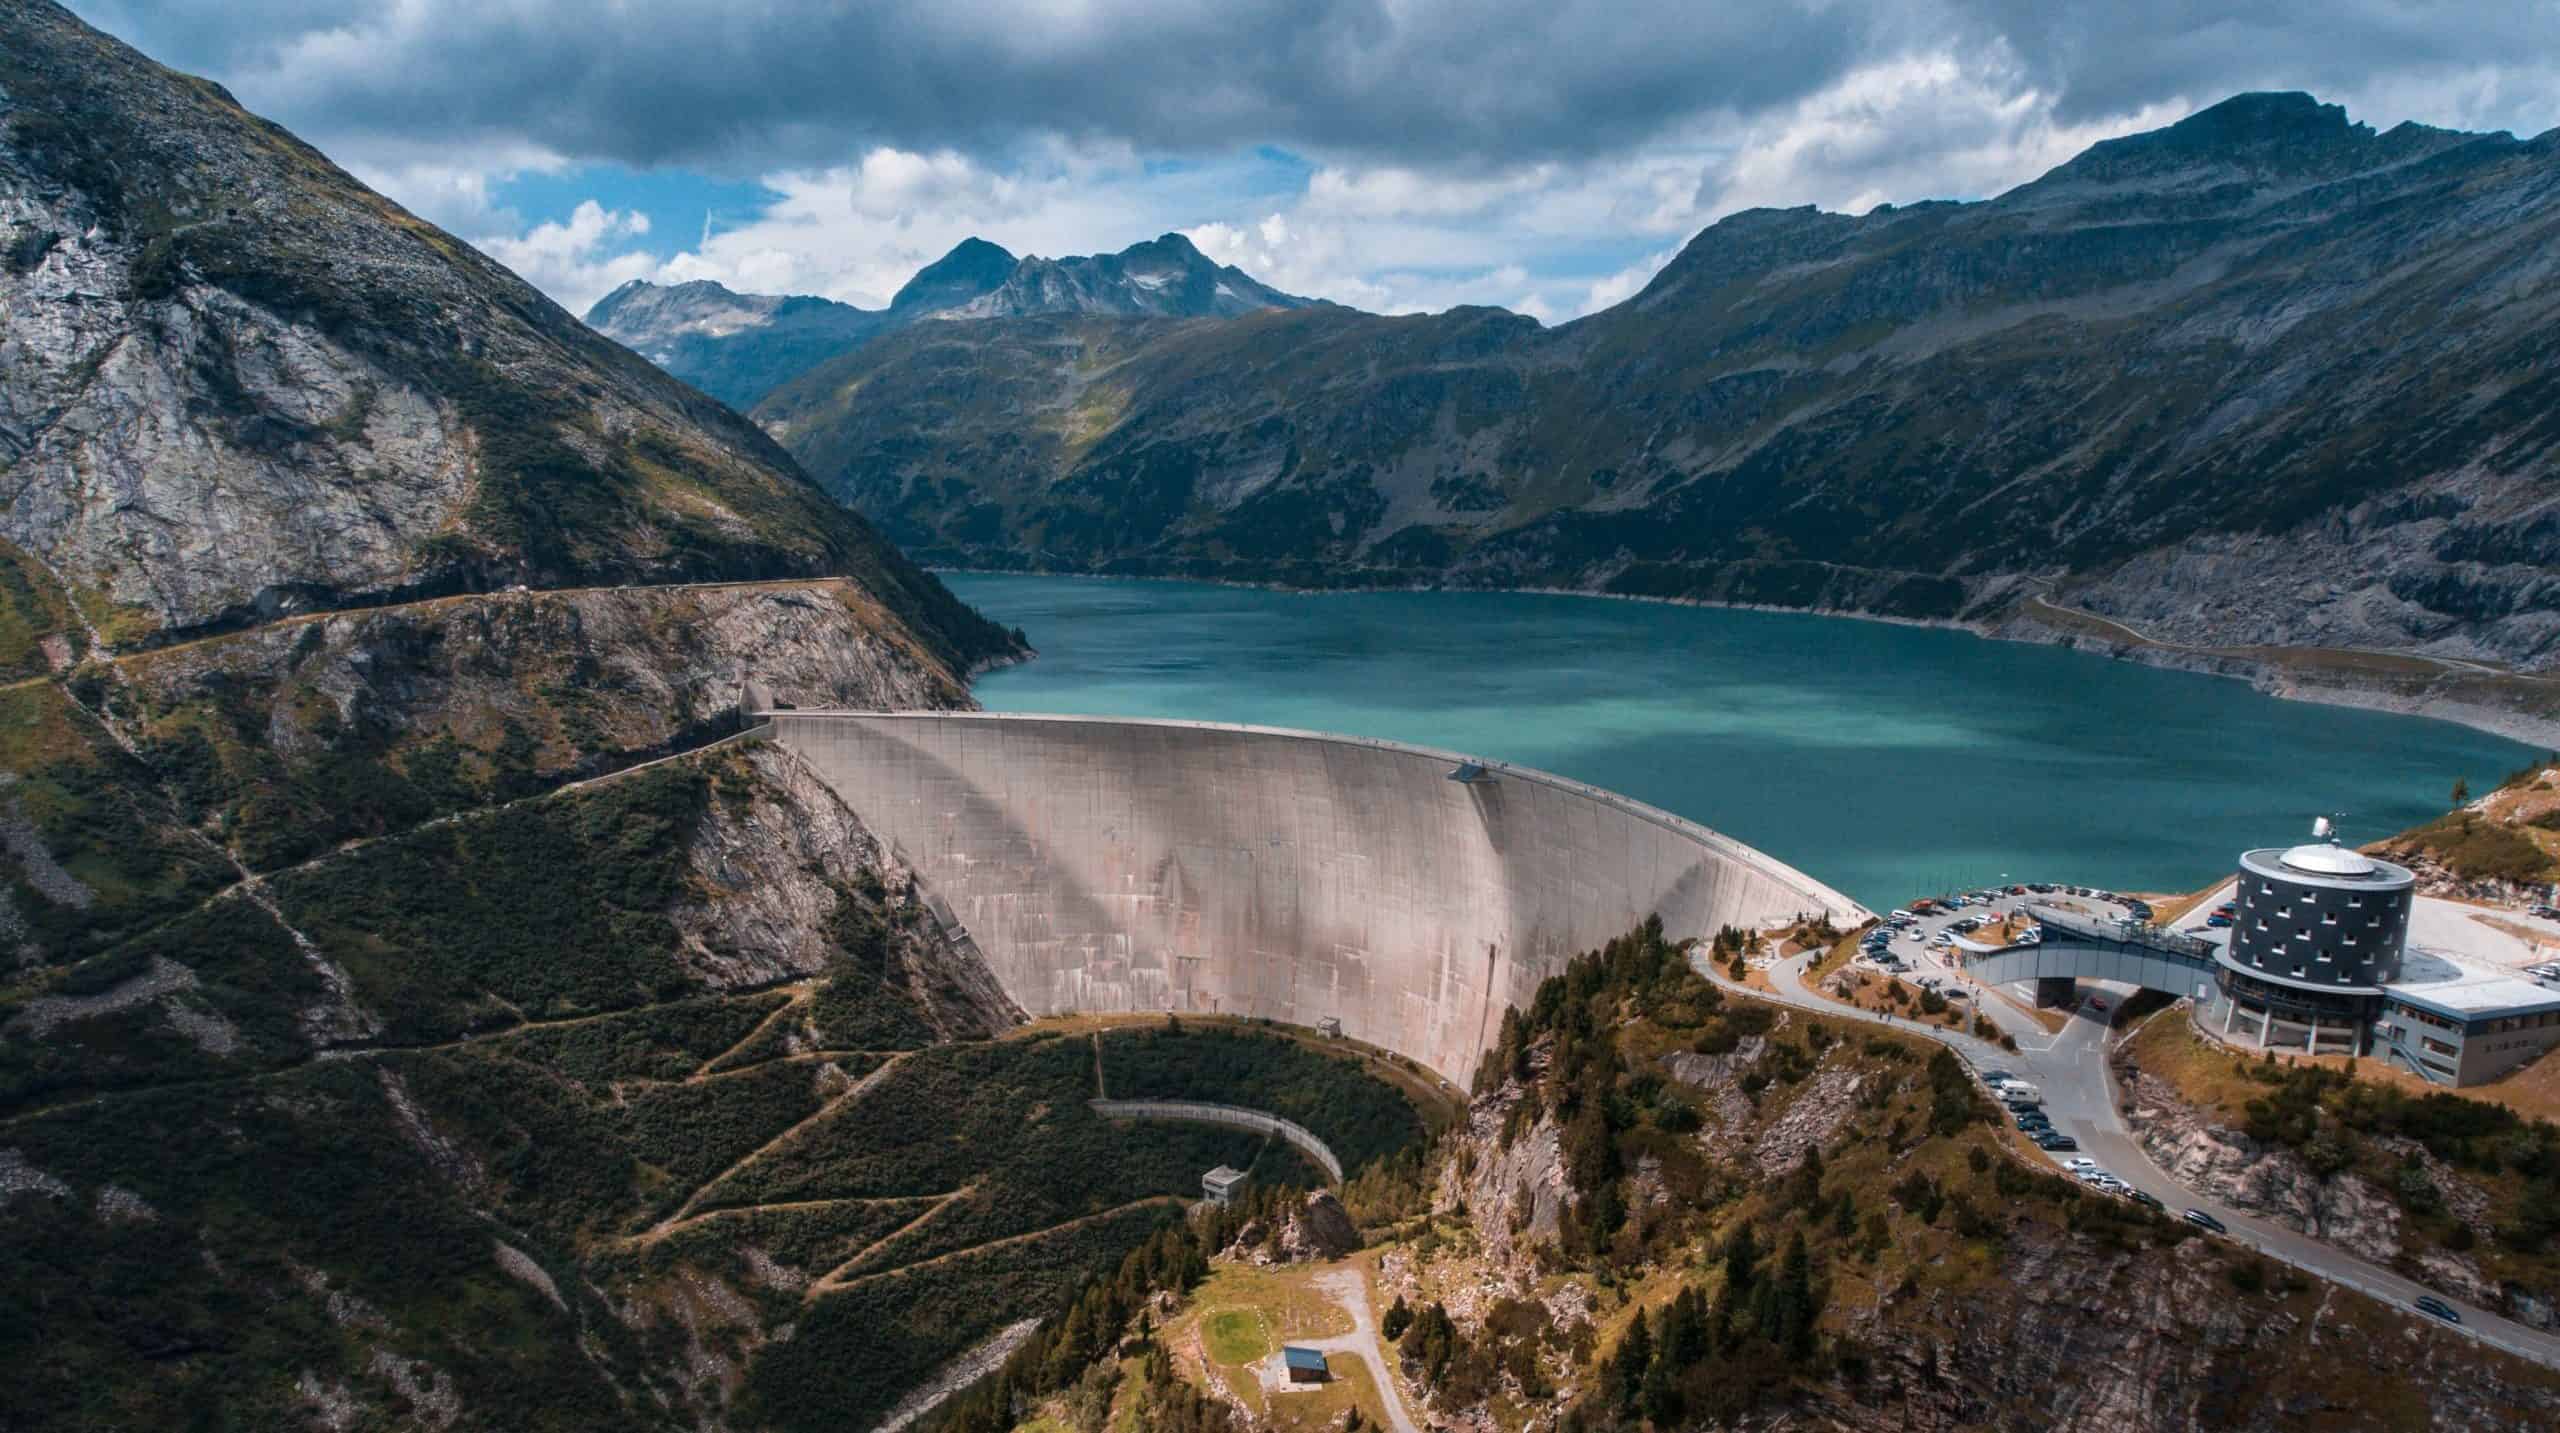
[[933, 566, 2559, 750], [945, 570, 2532, 909]]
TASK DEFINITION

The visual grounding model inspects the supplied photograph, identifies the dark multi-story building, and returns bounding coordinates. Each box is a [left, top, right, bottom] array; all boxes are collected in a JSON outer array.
[[2210, 836, 2415, 1054], [2195, 828, 2560, 1084]]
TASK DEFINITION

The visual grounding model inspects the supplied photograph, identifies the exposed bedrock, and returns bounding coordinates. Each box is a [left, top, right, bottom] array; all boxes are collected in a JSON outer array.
[[770, 712, 1863, 1088]]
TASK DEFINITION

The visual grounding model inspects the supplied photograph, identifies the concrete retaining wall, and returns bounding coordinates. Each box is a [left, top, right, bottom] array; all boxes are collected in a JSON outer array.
[[770, 712, 1866, 1089], [1089, 1098, 1344, 1183]]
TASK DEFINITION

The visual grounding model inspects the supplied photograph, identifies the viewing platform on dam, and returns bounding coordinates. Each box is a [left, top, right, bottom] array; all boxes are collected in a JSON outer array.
[[753, 706, 1865, 1088]]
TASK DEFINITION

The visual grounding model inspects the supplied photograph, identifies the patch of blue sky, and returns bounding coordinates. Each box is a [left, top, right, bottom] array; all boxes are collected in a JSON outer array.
[[492, 165, 782, 253]]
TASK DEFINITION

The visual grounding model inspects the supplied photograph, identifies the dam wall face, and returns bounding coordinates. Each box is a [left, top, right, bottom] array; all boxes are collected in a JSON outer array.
[[770, 713, 1866, 1089]]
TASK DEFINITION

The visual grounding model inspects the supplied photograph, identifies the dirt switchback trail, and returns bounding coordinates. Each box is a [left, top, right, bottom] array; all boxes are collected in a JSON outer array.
[[808, 1196, 1183, 1299], [650, 1050, 915, 1232]]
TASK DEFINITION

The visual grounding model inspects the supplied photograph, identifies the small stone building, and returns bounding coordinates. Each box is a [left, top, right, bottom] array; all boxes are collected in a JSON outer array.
[[1202, 1164, 1249, 1206], [1282, 1347, 1330, 1383]]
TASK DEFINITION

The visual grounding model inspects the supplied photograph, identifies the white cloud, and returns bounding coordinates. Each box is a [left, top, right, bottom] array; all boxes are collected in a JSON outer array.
[[1582, 248, 1679, 312], [351, 33, 2513, 328], [476, 201, 660, 312]]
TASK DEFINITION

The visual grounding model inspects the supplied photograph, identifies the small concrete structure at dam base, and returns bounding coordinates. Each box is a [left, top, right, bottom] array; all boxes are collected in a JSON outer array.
[[768, 711, 1866, 1089]]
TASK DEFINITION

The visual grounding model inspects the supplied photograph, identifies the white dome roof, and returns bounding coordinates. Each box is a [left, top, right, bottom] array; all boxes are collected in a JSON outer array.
[[2279, 842, 2377, 877]]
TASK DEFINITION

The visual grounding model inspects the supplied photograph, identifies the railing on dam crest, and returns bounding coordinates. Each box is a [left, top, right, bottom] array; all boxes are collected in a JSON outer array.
[[1088, 1098, 1345, 1184]]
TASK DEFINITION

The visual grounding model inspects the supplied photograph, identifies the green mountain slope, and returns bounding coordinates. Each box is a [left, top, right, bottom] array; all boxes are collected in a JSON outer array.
[[765, 93, 2560, 671]]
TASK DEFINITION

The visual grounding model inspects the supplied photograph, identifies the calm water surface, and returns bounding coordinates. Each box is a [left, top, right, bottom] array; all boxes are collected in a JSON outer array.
[[947, 574, 2536, 912]]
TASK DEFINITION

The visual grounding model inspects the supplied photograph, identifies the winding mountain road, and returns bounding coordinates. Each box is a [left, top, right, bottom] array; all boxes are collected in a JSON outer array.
[[1700, 943, 2560, 1372]]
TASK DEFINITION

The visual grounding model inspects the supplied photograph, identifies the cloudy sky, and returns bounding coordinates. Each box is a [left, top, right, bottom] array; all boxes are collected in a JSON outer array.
[[69, 1, 2560, 320]]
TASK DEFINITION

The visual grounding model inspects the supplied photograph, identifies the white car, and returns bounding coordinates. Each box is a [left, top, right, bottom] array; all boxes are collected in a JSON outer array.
[[2063, 1157, 2098, 1172], [2076, 1168, 2113, 1185]]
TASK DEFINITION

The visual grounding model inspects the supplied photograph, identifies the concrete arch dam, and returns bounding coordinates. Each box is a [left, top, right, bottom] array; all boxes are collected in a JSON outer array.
[[768, 712, 1867, 1090]]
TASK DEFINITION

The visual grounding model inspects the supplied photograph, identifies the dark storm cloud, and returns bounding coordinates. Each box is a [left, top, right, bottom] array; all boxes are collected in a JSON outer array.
[[66, 0, 2560, 174], [63, 0, 1866, 169]]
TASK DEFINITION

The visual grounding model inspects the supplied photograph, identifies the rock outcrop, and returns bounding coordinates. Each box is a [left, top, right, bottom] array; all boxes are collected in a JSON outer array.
[[1276, 1189, 1363, 1263], [2122, 1070, 2407, 1265]]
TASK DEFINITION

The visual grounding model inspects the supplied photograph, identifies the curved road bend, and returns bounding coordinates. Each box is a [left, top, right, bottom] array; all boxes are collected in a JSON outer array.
[[1697, 947, 2560, 1371]]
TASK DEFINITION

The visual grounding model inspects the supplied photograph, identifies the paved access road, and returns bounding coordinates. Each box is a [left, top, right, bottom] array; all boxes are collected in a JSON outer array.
[[1295, 1268, 1422, 1433], [1702, 935, 2560, 1372]]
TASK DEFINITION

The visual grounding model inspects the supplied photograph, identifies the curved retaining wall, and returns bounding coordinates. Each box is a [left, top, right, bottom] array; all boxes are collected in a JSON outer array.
[[1088, 1098, 1344, 1183], [769, 712, 1866, 1089]]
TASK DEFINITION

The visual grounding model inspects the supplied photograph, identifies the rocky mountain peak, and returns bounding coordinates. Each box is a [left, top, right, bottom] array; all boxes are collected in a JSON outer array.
[[888, 236, 1021, 312], [2023, 90, 2483, 195], [587, 277, 786, 335], [586, 229, 1309, 406], [945, 231, 1309, 321]]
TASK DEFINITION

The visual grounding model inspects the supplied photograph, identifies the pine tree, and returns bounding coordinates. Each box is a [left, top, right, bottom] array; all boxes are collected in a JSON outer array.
[[2453, 776, 2471, 806], [1658, 1286, 1707, 1367], [1776, 1231, 1817, 1360], [1382, 1294, 1413, 1341], [1611, 1309, 1654, 1413], [1785, 1146, 1824, 1208], [1721, 1221, 1761, 1298]]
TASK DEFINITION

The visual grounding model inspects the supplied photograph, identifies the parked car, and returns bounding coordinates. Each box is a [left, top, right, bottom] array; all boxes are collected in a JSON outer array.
[[2182, 1209, 2226, 1235], [2129, 1190, 2165, 1211], [2205, 914, 2233, 928], [2414, 1295, 2463, 1325], [2062, 1157, 2098, 1172], [2036, 1134, 2079, 1151], [1982, 1070, 2016, 1084]]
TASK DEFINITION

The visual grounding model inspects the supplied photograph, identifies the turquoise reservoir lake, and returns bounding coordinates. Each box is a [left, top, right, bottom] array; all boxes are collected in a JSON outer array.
[[947, 574, 2536, 913]]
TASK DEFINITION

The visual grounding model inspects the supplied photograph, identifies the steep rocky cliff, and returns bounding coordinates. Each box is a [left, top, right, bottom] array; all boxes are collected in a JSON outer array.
[[769, 93, 2560, 679], [0, 0, 1008, 670]]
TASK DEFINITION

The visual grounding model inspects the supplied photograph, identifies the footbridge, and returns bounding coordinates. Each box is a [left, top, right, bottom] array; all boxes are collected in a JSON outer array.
[[1958, 906, 2222, 1005], [764, 711, 1866, 1089]]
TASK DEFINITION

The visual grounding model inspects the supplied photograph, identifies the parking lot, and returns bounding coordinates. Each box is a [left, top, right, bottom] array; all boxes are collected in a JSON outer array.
[[1846, 881, 2155, 1015]]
